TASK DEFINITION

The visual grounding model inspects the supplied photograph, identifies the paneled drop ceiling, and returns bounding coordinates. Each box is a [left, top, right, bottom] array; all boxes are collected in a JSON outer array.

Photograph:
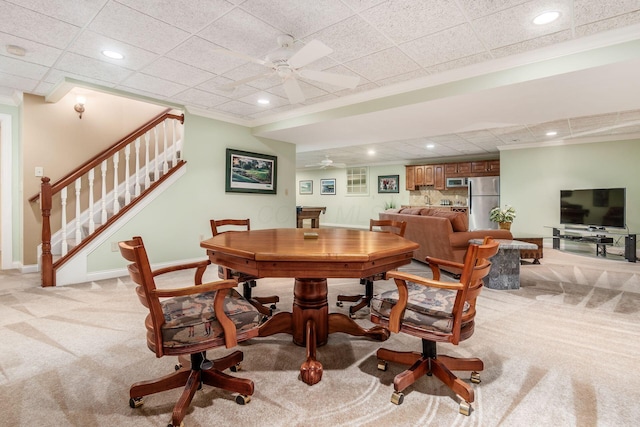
[[1, 0, 640, 169]]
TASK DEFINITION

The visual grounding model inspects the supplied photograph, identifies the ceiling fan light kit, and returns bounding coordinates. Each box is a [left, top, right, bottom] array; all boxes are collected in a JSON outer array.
[[218, 35, 360, 104]]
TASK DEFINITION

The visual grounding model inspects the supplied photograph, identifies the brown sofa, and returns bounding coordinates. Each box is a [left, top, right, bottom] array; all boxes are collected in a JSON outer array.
[[379, 207, 513, 275]]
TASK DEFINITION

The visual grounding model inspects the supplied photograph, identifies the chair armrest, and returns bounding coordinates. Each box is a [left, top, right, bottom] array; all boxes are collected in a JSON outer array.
[[152, 259, 211, 285], [424, 256, 464, 280], [386, 271, 464, 291], [152, 279, 238, 298]]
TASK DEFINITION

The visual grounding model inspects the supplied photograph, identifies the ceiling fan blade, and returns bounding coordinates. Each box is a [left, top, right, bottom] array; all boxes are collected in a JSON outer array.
[[298, 69, 360, 89], [288, 39, 333, 68], [212, 48, 271, 67], [222, 71, 275, 89], [282, 77, 306, 104]]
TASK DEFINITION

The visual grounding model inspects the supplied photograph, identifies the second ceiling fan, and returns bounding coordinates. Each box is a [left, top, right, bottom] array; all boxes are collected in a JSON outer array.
[[217, 35, 360, 104]]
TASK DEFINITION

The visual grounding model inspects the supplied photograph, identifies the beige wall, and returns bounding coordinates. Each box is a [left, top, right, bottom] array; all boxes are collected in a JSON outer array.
[[21, 92, 166, 264]]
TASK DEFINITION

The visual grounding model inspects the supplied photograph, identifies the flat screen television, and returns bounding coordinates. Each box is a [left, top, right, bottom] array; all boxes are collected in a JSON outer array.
[[560, 188, 626, 228]]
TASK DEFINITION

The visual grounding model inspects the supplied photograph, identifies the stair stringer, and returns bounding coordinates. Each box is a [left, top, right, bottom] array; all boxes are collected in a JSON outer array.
[[54, 165, 187, 286]]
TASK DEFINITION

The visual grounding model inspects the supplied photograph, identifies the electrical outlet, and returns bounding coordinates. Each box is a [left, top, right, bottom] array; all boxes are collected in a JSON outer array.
[[35, 166, 44, 177], [111, 242, 118, 252]]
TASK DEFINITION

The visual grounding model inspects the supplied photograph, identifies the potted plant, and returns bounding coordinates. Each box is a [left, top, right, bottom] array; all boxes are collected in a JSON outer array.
[[490, 205, 516, 230]]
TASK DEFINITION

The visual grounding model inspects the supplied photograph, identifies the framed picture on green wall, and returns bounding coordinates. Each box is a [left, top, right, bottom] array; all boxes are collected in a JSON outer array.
[[225, 148, 277, 194], [320, 178, 336, 195], [299, 180, 313, 194]]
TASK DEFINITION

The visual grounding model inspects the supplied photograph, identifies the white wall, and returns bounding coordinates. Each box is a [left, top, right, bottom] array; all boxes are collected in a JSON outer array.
[[296, 164, 410, 228], [500, 138, 640, 238]]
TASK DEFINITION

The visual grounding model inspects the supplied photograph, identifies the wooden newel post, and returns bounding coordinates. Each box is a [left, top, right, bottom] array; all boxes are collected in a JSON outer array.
[[40, 177, 55, 287]]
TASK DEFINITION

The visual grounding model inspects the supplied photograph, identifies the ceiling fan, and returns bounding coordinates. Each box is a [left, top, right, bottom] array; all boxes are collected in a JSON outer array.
[[216, 35, 360, 104], [305, 155, 347, 169]]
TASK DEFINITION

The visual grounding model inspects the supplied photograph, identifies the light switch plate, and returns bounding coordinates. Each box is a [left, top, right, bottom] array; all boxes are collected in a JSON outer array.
[[35, 166, 44, 177]]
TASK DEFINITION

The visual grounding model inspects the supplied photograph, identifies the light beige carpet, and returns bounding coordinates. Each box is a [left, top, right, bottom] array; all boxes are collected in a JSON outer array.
[[1, 249, 638, 426]]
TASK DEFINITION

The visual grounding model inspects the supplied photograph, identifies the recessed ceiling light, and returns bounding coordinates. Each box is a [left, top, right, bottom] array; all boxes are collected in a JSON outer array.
[[533, 11, 560, 25], [546, 131, 558, 136], [368, 149, 376, 155], [426, 144, 435, 149], [6, 45, 26, 56], [101, 50, 124, 60], [257, 98, 270, 105]]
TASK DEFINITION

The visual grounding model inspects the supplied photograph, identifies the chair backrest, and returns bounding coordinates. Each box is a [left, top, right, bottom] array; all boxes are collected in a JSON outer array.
[[450, 237, 499, 343], [369, 219, 407, 237], [119, 236, 165, 357], [211, 218, 250, 236]]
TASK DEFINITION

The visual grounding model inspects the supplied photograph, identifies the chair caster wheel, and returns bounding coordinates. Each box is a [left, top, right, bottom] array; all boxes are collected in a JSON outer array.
[[470, 371, 481, 384], [391, 391, 404, 405], [336, 301, 343, 307], [129, 397, 144, 408], [230, 363, 242, 372], [235, 394, 251, 405], [459, 401, 471, 416], [377, 360, 388, 371]]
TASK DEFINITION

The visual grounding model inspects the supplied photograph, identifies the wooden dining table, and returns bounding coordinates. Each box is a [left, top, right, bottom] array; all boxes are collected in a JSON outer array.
[[200, 227, 419, 385]]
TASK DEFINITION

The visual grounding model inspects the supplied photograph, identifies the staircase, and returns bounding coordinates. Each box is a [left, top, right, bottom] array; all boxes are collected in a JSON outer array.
[[30, 110, 186, 286]]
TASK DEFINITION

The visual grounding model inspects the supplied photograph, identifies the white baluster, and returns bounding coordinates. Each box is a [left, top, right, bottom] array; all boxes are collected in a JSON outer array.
[[163, 121, 169, 174], [171, 120, 178, 164], [101, 160, 108, 223], [61, 187, 68, 256], [153, 127, 159, 181], [124, 144, 131, 205], [176, 120, 183, 161], [134, 137, 141, 196], [112, 152, 120, 215], [88, 169, 95, 234], [75, 178, 82, 245], [145, 132, 151, 188]]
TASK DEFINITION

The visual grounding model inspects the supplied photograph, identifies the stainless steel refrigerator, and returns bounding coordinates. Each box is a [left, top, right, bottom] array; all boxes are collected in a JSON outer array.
[[467, 176, 500, 230]]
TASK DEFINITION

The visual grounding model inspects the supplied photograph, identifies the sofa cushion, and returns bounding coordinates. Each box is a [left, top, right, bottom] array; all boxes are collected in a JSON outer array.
[[429, 210, 468, 232], [398, 207, 424, 215]]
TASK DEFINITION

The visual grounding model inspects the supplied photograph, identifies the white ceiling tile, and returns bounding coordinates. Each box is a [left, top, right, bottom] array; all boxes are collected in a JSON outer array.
[[267, 79, 329, 100], [214, 99, 265, 116], [172, 88, 230, 108], [238, 91, 289, 108], [88, 2, 190, 54], [0, 55, 49, 80], [197, 76, 261, 99], [222, 62, 280, 90], [341, 0, 387, 12], [166, 37, 248, 75], [117, 0, 235, 31], [67, 30, 159, 70], [0, 1, 80, 49], [401, 24, 485, 68], [141, 57, 215, 87], [345, 47, 420, 82], [575, 10, 640, 38], [0, 70, 39, 92], [43, 68, 116, 88], [119, 73, 188, 97], [0, 33, 62, 67], [424, 51, 493, 74], [197, 8, 283, 58], [361, 0, 466, 44], [473, 2, 573, 50], [240, 0, 355, 39], [490, 30, 572, 59], [457, 0, 528, 20], [250, 103, 299, 119], [304, 15, 392, 63], [574, 0, 640, 26], [8, 0, 106, 26], [53, 52, 134, 84]]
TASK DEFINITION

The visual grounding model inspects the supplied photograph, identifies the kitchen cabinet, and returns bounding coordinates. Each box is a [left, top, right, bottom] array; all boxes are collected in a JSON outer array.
[[434, 165, 445, 190], [405, 166, 415, 190], [414, 165, 425, 186], [423, 165, 434, 185], [445, 162, 471, 177], [471, 160, 500, 175]]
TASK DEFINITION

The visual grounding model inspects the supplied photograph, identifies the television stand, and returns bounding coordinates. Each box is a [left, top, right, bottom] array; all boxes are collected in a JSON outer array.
[[550, 226, 637, 262]]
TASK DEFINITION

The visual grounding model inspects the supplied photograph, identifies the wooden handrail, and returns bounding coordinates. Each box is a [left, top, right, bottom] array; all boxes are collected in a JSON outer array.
[[28, 110, 184, 203]]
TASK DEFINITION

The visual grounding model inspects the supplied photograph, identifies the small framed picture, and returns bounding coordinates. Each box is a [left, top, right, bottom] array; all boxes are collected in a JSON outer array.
[[320, 178, 336, 195], [378, 175, 399, 193], [225, 148, 277, 194], [299, 180, 313, 195]]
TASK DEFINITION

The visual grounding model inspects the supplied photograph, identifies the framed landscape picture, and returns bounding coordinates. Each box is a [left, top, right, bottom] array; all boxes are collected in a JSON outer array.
[[378, 175, 399, 193], [320, 178, 336, 195], [299, 180, 313, 194], [225, 148, 277, 194]]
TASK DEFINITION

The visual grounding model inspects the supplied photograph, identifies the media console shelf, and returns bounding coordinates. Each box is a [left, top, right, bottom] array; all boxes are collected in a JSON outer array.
[[548, 226, 637, 262]]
